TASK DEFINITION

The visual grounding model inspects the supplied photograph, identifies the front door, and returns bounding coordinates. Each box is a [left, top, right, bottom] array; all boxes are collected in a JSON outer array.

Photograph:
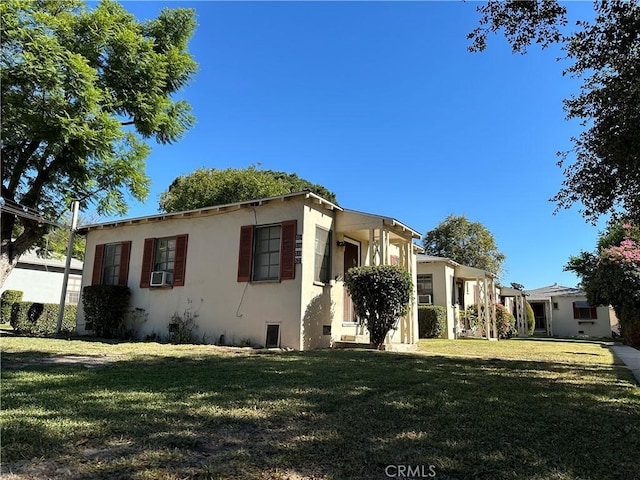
[[343, 240, 360, 323], [531, 303, 546, 330]]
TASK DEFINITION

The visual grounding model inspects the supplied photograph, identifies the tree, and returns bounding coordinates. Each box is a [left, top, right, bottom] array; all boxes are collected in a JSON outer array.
[[469, 1, 640, 224], [566, 221, 640, 346], [422, 215, 506, 276], [159, 166, 337, 212], [344, 265, 413, 350], [1, 0, 197, 286]]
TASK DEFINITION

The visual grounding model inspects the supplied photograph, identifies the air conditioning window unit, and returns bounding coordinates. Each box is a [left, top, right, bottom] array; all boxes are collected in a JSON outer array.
[[150, 271, 173, 288], [418, 294, 432, 305]]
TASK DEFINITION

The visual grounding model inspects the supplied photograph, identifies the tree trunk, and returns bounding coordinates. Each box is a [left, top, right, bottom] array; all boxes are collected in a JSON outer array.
[[0, 212, 48, 288], [0, 248, 20, 287]]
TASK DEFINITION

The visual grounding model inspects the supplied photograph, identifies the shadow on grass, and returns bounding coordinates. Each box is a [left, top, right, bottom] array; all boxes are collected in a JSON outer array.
[[1, 348, 639, 480]]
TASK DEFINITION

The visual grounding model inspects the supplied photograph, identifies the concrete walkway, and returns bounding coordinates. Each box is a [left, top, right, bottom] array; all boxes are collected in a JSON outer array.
[[611, 345, 640, 385]]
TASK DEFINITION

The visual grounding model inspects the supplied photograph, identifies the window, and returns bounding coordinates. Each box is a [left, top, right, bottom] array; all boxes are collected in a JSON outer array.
[[573, 301, 597, 320], [91, 241, 131, 286], [553, 302, 559, 310], [102, 243, 122, 285], [66, 276, 82, 304], [253, 225, 281, 281], [237, 220, 297, 282], [155, 237, 176, 272], [314, 227, 331, 283], [140, 234, 188, 288], [417, 274, 433, 304]]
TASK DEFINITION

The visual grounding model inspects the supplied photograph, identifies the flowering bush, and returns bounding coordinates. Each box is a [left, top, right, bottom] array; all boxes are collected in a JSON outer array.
[[495, 304, 516, 339], [567, 222, 640, 346]]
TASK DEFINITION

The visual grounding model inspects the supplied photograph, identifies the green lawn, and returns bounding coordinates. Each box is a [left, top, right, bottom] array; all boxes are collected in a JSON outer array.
[[1, 336, 638, 480]]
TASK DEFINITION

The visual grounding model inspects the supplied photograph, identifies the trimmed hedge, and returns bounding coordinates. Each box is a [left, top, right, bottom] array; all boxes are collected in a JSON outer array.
[[418, 305, 447, 338], [10, 302, 76, 335], [82, 285, 131, 338], [1, 290, 23, 322]]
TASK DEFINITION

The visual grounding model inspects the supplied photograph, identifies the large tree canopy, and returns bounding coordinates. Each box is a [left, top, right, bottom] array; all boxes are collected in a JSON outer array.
[[422, 215, 506, 276], [469, 0, 640, 223], [159, 166, 338, 213], [0, 0, 197, 285]]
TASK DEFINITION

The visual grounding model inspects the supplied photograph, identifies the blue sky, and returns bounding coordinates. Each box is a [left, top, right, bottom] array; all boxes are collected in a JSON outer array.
[[108, 1, 606, 289]]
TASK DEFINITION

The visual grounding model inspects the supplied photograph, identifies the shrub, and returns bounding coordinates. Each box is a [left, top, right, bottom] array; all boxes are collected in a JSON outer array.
[[461, 305, 482, 333], [344, 265, 413, 349], [418, 305, 447, 338], [526, 301, 535, 336], [10, 302, 76, 335], [1, 290, 23, 322], [461, 304, 515, 339], [82, 285, 131, 338], [168, 301, 200, 344], [495, 304, 516, 339]]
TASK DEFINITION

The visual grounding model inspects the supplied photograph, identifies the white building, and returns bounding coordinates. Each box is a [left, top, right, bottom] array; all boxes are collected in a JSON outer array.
[[1, 250, 83, 305], [526, 284, 618, 338]]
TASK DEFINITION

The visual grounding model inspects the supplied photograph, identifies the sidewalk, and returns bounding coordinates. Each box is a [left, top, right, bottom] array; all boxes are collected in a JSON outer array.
[[610, 345, 640, 385]]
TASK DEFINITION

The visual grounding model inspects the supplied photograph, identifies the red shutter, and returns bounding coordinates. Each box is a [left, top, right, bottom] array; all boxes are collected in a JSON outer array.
[[280, 220, 297, 280], [118, 241, 131, 287], [237, 225, 254, 282], [173, 234, 189, 287], [140, 238, 156, 288], [573, 302, 579, 319], [91, 244, 105, 285], [590, 306, 598, 319]]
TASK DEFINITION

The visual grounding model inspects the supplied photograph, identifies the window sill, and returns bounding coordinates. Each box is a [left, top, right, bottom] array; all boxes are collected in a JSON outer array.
[[313, 281, 331, 287], [577, 320, 596, 324], [342, 322, 359, 327], [250, 279, 281, 284]]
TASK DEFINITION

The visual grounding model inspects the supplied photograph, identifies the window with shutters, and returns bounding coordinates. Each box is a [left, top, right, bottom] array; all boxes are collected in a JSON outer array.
[[92, 241, 131, 287], [140, 234, 188, 288], [237, 220, 297, 283], [102, 243, 122, 285], [253, 225, 281, 281]]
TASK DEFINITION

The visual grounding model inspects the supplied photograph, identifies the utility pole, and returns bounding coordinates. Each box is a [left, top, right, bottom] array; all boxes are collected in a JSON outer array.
[[56, 201, 79, 333]]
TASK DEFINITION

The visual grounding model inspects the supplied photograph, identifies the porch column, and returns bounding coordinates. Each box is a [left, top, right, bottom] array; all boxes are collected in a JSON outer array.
[[489, 277, 497, 340], [546, 300, 553, 336], [368, 227, 385, 266], [515, 295, 526, 336]]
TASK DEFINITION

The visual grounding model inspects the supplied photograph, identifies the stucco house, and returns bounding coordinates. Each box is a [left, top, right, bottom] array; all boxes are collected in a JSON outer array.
[[76, 191, 421, 350], [0, 250, 83, 305], [525, 284, 619, 338], [416, 254, 527, 339]]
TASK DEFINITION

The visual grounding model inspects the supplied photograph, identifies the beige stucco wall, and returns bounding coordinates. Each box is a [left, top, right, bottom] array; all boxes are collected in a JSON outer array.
[[300, 205, 336, 350], [78, 199, 313, 349], [550, 296, 615, 338], [416, 262, 456, 339]]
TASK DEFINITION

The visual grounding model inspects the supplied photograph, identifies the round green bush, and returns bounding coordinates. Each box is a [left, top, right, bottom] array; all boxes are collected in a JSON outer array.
[[1, 290, 23, 323]]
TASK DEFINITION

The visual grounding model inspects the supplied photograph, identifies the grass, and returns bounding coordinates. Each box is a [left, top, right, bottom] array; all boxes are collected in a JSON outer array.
[[1, 335, 639, 480]]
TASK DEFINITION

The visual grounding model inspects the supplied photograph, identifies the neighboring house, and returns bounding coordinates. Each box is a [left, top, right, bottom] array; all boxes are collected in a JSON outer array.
[[416, 254, 527, 339], [0, 250, 83, 305], [525, 284, 618, 338], [76, 191, 421, 350]]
